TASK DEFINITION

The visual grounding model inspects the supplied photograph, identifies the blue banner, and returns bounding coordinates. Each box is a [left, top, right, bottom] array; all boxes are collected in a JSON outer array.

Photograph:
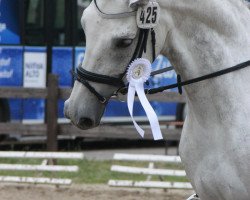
[[74, 47, 85, 69], [0, 46, 23, 85], [22, 47, 47, 123], [0, 46, 23, 120], [0, 0, 20, 44], [52, 47, 73, 119]]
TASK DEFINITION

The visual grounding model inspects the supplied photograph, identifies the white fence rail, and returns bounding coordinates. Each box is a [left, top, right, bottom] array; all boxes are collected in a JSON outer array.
[[109, 180, 192, 189], [0, 176, 72, 185], [111, 165, 186, 176], [0, 151, 84, 186], [0, 151, 84, 159], [113, 153, 182, 163], [0, 164, 78, 172], [108, 153, 192, 190]]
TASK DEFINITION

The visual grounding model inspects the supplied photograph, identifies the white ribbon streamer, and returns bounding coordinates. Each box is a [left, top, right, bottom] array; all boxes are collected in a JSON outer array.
[[127, 58, 163, 140]]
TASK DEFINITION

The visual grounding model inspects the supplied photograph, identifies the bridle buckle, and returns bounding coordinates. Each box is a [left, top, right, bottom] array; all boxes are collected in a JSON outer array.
[[100, 97, 107, 104]]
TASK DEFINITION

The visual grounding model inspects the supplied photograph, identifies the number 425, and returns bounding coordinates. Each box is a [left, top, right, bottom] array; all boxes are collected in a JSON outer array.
[[140, 7, 158, 24]]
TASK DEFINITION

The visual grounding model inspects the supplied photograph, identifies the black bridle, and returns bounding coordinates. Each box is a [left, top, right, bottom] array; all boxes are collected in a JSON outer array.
[[72, 0, 250, 103], [73, 0, 157, 103]]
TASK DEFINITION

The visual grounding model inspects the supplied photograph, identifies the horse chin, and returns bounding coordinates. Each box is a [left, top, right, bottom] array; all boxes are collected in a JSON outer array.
[[74, 119, 100, 130], [68, 114, 102, 130]]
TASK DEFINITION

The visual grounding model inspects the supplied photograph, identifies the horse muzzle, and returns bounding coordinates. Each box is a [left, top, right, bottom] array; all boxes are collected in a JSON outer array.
[[64, 98, 104, 130]]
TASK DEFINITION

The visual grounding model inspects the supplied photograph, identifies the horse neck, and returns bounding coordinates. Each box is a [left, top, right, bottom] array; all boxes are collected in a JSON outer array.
[[157, 0, 250, 123]]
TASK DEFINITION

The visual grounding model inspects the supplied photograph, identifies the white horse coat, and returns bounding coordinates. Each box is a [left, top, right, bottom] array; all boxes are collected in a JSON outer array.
[[64, 1, 250, 199]]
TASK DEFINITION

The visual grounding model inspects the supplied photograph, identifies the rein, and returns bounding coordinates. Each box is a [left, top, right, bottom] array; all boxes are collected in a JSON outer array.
[[73, 0, 250, 103], [145, 60, 250, 95]]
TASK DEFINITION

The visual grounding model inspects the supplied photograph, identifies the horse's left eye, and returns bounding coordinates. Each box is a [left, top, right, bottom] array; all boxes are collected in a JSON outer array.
[[116, 39, 133, 48]]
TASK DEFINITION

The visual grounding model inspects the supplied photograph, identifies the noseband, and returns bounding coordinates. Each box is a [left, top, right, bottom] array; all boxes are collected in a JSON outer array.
[[73, 0, 250, 104], [73, 67, 125, 103]]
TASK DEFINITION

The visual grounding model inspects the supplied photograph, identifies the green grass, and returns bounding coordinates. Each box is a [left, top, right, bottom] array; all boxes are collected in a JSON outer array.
[[0, 158, 189, 184]]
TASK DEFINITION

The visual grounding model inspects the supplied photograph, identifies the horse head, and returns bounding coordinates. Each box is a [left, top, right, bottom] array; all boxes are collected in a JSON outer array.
[[64, 0, 164, 129]]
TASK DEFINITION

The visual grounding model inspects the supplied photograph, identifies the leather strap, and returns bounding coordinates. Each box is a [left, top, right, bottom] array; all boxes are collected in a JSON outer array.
[[72, 70, 107, 103], [146, 60, 250, 94], [77, 67, 124, 87]]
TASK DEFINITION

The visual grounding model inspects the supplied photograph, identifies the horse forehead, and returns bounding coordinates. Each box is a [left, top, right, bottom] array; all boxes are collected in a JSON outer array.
[[83, 0, 131, 21], [96, 0, 130, 13], [82, 0, 136, 32]]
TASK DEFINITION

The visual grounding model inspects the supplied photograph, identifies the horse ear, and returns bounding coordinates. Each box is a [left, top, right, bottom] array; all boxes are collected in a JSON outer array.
[[129, 0, 149, 8], [247, 1, 250, 9]]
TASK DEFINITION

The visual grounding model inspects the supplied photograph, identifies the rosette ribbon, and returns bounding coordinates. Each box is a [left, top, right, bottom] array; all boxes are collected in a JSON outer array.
[[126, 58, 163, 140]]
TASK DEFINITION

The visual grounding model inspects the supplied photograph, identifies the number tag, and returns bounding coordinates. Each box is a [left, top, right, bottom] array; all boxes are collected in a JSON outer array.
[[136, 1, 160, 29]]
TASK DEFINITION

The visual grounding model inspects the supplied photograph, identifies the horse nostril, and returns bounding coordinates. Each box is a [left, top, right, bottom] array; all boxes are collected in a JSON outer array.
[[78, 117, 94, 129]]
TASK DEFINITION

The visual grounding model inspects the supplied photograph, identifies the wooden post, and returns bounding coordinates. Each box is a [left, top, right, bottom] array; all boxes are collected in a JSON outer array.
[[46, 74, 59, 152]]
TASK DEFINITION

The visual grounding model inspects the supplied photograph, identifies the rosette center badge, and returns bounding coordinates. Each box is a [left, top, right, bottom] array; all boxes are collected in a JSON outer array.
[[127, 58, 151, 83], [132, 65, 144, 79]]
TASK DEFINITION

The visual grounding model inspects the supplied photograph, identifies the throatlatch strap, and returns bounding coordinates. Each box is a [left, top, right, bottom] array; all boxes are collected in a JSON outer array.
[[151, 29, 156, 61], [139, 29, 150, 57]]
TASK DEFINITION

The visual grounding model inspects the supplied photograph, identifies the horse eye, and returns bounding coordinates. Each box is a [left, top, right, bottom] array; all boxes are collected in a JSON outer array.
[[116, 39, 133, 48]]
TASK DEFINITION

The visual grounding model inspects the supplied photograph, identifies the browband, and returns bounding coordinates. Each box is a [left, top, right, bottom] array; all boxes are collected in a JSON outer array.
[[94, 0, 137, 19]]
